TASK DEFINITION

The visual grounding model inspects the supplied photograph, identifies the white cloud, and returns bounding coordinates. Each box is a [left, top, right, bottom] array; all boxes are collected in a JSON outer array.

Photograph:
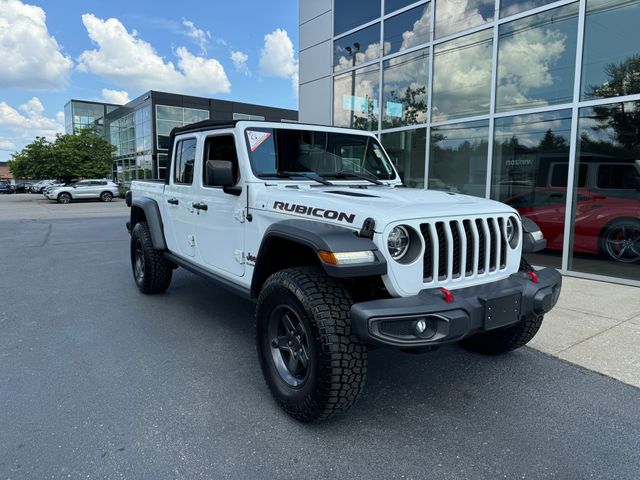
[[436, 0, 493, 38], [0, 97, 64, 157], [182, 18, 211, 55], [0, 0, 73, 89], [259, 29, 299, 95], [101, 88, 130, 105], [231, 50, 250, 75], [77, 14, 231, 96], [0, 139, 16, 151], [432, 31, 493, 121], [497, 22, 568, 109]]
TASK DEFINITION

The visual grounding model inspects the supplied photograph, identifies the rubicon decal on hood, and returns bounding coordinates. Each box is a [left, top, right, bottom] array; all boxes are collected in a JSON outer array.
[[273, 201, 356, 224]]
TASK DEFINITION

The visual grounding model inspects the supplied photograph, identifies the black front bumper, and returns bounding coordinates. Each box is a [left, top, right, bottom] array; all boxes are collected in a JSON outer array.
[[350, 268, 562, 348]]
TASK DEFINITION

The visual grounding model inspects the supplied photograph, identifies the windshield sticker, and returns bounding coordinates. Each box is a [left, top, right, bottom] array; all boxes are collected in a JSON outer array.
[[247, 130, 272, 152]]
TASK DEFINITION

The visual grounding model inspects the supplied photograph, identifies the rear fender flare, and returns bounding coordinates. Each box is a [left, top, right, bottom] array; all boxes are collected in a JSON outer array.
[[130, 197, 167, 250]]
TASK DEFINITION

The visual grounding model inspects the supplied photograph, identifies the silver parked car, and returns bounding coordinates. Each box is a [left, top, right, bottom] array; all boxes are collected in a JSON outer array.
[[46, 179, 119, 204]]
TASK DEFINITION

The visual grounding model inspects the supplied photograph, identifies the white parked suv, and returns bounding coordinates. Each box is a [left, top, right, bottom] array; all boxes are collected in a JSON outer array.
[[46, 179, 119, 204], [127, 120, 562, 422]]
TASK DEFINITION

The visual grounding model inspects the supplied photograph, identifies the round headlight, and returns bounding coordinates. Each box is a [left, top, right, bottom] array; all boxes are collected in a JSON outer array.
[[388, 226, 410, 260], [507, 217, 518, 247]]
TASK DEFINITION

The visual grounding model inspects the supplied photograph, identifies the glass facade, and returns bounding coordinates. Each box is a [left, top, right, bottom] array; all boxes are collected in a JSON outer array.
[[64, 101, 117, 137], [155, 105, 209, 179], [109, 105, 154, 182], [330, 0, 640, 284]]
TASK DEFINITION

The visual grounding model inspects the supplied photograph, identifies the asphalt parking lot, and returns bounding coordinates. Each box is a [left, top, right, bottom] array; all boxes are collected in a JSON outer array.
[[1, 197, 639, 479]]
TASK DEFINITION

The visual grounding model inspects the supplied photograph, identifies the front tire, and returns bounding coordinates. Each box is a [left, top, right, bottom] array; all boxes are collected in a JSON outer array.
[[57, 192, 71, 204], [600, 219, 640, 263], [130, 222, 173, 294], [256, 267, 367, 422], [459, 315, 544, 355]]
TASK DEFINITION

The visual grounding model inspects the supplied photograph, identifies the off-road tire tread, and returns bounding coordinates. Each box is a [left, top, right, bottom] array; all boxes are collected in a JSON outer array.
[[256, 267, 367, 422], [131, 222, 172, 294]]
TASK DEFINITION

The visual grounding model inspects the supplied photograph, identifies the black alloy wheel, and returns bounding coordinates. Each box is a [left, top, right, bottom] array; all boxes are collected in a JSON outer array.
[[268, 305, 311, 388]]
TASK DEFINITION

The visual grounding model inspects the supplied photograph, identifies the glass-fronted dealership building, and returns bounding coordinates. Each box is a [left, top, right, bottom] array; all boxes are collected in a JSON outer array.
[[299, 0, 640, 285], [66, 91, 298, 182]]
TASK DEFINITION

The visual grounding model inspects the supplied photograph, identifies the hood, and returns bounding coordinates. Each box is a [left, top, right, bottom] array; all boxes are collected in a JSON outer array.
[[256, 184, 516, 231]]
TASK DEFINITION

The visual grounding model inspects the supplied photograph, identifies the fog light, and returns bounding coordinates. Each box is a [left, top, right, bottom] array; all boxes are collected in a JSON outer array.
[[415, 319, 427, 334]]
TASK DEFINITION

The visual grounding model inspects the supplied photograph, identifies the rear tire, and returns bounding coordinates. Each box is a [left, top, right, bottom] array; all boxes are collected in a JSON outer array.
[[130, 222, 173, 294], [100, 191, 113, 202], [459, 315, 544, 355], [256, 267, 367, 422]]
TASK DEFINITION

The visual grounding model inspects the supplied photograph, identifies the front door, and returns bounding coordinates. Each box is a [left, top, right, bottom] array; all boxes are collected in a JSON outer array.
[[193, 133, 245, 277], [163, 137, 199, 258]]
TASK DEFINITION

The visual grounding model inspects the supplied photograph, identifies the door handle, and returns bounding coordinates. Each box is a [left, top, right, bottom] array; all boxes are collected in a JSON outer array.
[[193, 202, 208, 211], [167, 198, 179, 205]]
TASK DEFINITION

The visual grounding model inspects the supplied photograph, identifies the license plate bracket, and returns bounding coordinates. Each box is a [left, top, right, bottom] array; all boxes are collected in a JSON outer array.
[[482, 292, 522, 330]]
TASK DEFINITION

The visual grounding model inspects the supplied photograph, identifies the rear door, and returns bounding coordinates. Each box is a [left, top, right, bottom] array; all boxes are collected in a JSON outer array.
[[73, 180, 92, 198], [162, 137, 199, 258]]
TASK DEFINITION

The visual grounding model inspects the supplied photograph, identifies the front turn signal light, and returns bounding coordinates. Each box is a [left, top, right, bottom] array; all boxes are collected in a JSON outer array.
[[318, 250, 376, 266]]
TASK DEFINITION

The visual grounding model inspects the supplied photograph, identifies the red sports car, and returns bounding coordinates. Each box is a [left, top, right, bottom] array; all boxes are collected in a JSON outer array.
[[505, 187, 640, 263]]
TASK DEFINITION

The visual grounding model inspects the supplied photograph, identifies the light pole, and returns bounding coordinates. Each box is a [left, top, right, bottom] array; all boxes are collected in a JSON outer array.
[[346, 42, 360, 129]]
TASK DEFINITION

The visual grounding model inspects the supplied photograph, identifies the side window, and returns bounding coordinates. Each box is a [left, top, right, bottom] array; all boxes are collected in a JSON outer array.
[[202, 135, 239, 186], [174, 138, 197, 185], [597, 164, 639, 189]]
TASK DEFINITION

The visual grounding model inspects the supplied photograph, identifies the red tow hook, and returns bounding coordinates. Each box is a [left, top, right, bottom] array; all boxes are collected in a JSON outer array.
[[440, 287, 453, 303], [527, 271, 538, 284]]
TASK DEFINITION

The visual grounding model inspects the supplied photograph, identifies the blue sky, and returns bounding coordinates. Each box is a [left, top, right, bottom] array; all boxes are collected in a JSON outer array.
[[0, 0, 299, 161]]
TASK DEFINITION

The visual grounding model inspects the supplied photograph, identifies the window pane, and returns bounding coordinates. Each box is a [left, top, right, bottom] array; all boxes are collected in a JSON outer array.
[[157, 105, 183, 121], [496, 4, 578, 112], [385, 0, 422, 14], [174, 139, 197, 184], [382, 49, 429, 128], [500, 0, 556, 18], [432, 28, 493, 121], [333, 65, 380, 131], [381, 128, 426, 188], [435, 0, 494, 38], [569, 101, 640, 280], [184, 108, 209, 123], [334, 24, 381, 73], [581, 0, 640, 100], [383, 3, 431, 56], [335, 0, 381, 35], [429, 120, 489, 197], [491, 110, 573, 269]]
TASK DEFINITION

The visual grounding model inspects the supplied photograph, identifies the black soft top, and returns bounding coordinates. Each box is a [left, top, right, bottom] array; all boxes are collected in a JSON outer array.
[[169, 119, 243, 138]]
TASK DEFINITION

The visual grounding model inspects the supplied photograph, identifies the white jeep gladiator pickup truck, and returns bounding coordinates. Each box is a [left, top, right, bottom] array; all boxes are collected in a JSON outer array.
[[126, 120, 562, 422]]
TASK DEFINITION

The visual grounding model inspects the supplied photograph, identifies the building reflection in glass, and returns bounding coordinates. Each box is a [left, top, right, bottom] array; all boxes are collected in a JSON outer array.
[[569, 101, 640, 280], [491, 110, 573, 268]]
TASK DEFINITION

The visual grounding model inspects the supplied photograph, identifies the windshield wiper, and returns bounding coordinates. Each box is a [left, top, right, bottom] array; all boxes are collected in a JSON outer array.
[[273, 171, 334, 186], [331, 170, 384, 186]]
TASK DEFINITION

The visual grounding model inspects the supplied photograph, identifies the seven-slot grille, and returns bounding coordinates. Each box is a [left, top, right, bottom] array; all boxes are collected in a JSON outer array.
[[420, 217, 510, 283]]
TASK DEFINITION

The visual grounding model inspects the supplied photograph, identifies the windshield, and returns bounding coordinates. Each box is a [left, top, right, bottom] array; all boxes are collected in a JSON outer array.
[[245, 128, 397, 181]]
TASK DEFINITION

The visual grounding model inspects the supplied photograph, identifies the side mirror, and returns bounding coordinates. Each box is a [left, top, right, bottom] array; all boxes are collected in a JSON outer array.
[[205, 160, 242, 196], [205, 160, 234, 187]]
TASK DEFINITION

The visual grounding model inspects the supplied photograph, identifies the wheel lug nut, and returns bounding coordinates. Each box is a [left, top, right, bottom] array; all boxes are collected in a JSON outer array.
[[271, 340, 278, 348]]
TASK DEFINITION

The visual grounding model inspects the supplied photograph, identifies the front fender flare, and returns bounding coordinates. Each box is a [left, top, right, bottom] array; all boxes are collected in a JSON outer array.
[[252, 219, 387, 293]]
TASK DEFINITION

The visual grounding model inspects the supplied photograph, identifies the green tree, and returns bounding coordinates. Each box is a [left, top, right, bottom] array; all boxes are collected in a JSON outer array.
[[8, 137, 54, 179], [8, 127, 115, 182], [587, 54, 640, 154]]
